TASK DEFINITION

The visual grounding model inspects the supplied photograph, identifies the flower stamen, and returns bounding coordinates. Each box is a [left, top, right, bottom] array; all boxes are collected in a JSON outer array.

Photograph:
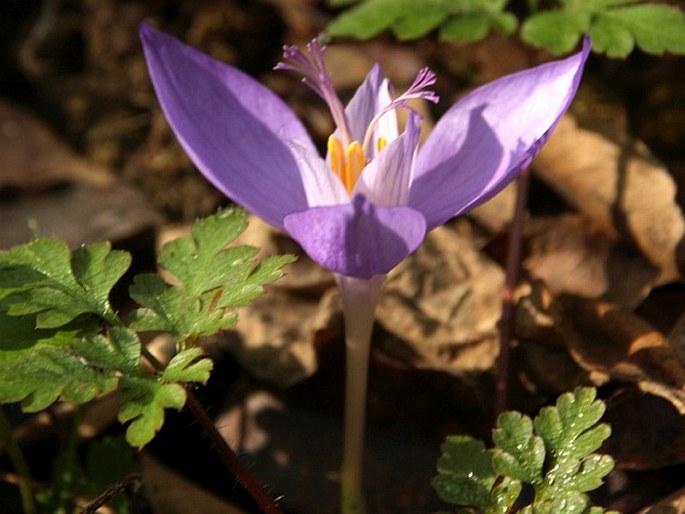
[[328, 135, 366, 193], [276, 40, 354, 145]]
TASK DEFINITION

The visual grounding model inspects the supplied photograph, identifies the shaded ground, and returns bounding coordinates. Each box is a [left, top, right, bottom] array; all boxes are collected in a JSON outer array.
[[1, 1, 685, 513]]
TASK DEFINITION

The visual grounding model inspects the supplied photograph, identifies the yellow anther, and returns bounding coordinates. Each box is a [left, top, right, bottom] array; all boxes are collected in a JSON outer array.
[[345, 141, 365, 192], [376, 136, 387, 153], [328, 136, 367, 193], [328, 135, 345, 181]]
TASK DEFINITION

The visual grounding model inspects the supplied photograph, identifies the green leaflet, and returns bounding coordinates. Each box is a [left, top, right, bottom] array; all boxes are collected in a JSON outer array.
[[128, 208, 295, 343], [433, 387, 619, 514], [327, 0, 515, 43], [0, 327, 212, 447], [328, 0, 685, 58], [522, 1, 685, 57], [0, 209, 292, 448], [0, 238, 130, 327]]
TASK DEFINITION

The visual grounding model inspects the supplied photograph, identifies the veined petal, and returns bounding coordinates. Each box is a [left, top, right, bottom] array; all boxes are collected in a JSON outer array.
[[140, 23, 312, 229], [354, 111, 420, 206], [410, 36, 591, 230], [283, 195, 427, 278], [287, 140, 350, 207], [344, 64, 398, 145]]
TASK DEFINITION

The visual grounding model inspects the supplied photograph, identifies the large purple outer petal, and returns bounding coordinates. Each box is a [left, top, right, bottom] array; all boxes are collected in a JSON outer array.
[[140, 23, 312, 229], [410, 37, 591, 230], [283, 195, 427, 278]]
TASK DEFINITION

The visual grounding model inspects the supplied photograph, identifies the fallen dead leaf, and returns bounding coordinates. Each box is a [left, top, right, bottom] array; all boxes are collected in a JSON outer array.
[[524, 214, 657, 309], [553, 295, 685, 413], [603, 388, 685, 471], [534, 114, 684, 284], [376, 224, 504, 374]]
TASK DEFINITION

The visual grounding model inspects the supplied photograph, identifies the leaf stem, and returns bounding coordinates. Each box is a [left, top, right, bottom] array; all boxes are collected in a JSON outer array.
[[495, 168, 530, 417], [0, 406, 36, 514], [140, 346, 283, 514], [337, 274, 385, 514]]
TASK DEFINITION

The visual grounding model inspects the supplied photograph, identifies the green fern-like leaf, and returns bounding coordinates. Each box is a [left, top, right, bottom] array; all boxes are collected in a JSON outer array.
[[492, 411, 546, 485], [0, 238, 130, 327], [128, 208, 294, 343], [522, 0, 685, 57], [327, 0, 515, 43], [433, 387, 617, 513], [432, 435, 497, 508]]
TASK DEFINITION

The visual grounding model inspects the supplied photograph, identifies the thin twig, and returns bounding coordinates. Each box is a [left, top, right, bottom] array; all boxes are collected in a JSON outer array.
[[495, 168, 531, 417], [140, 347, 283, 514], [0, 406, 37, 514]]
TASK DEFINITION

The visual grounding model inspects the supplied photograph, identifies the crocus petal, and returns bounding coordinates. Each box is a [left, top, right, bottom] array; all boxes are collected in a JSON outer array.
[[354, 111, 420, 206], [344, 64, 398, 148], [287, 140, 350, 207], [410, 36, 591, 230], [283, 195, 426, 278], [140, 23, 313, 229]]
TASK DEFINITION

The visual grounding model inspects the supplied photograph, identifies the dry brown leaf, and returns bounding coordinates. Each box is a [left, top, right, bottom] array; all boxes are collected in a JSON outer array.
[[376, 225, 503, 374], [667, 309, 685, 368], [0, 98, 113, 190], [534, 114, 684, 284], [554, 295, 685, 413], [219, 291, 320, 386], [524, 214, 658, 309], [603, 389, 685, 471]]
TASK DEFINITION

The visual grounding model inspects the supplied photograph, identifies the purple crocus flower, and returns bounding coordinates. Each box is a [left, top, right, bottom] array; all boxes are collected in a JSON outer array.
[[141, 24, 590, 512], [140, 24, 590, 280]]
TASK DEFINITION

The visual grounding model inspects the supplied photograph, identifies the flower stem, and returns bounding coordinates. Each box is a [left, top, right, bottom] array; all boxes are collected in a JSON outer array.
[[0, 406, 36, 514], [495, 168, 530, 417], [337, 275, 385, 514]]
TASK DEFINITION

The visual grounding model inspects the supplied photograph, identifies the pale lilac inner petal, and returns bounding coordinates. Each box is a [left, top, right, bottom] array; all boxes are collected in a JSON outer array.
[[343, 64, 386, 143], [410, 38, 590, 230], [354, 112, 420, 206], [140, 23, 312, 229], [283, 195, 427, 278], [287, 140, 350, 207]]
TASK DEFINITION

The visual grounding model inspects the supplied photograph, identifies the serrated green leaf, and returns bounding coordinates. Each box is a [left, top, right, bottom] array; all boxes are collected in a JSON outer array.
[[118, 377, 186, 448], [0, 238, 130, 327], [328, 0, 512, 42], [0, 311, 97, 362], [129, 209, 293, 343], [393, 6, 450, 39], [533, 491, 589, 514], [440, 13, 491, 42], [492, 412, 545, 484], [0, 342, 118, 411], [162, 347, 213, 383], [601, 4, 685, 56], [328, 0, 402, 39], [521, 10, 588, 54], [534, 387, 608, 461], [432, 435, 496, 508], [571, 454, 614, 493], [589, 15, 634, 58], [489, 475, 522, 513]]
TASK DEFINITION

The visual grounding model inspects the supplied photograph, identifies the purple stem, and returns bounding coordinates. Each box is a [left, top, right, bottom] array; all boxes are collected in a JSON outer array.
[[495, 168, 530, 417]]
